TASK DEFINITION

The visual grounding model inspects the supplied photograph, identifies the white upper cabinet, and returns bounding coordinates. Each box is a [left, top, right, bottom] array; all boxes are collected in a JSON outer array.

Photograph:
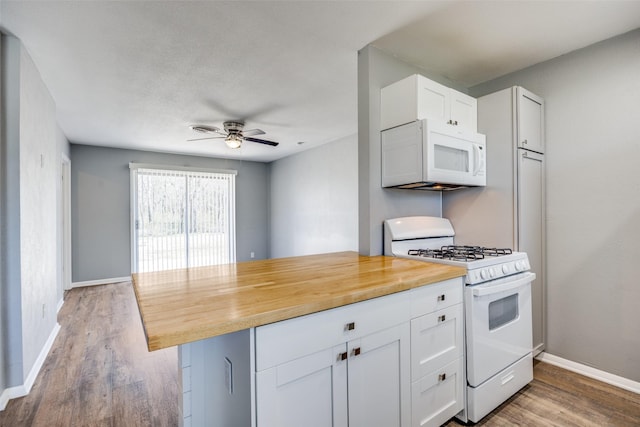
[[415, 77, 449, 123], [516, 87, 545, 153], [381, 74, 477, 132], [450, 90, 478, 131]]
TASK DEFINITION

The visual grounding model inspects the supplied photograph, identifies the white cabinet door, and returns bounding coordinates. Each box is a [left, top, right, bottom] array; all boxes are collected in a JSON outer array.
[[518, 149, 545, 354], [450, 90, 478, 132], [417, 77, 450, 124], [256, 345, 348, 427], [517, 87, 544, 153], [347, 323, 411, 427]]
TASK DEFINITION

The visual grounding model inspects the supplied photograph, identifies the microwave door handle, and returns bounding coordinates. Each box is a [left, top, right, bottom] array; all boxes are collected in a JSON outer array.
[[472, 144, 482, 176], [472, 272, 536, 297]]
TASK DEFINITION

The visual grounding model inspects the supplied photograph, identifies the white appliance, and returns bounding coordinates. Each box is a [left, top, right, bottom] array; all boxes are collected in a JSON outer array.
[[381, 119, 486, 190], [443, 86, 546, 355], [384, 216, 534, 423]]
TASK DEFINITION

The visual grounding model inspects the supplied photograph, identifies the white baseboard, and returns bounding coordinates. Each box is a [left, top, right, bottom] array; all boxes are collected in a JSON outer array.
[[24, 323, 61, 394], [536, 352, 640, 394], [56, 297, 64, 314], [0, 322, 61, 411], [71, 276, 131, 288], [0, 384, 26, 411]]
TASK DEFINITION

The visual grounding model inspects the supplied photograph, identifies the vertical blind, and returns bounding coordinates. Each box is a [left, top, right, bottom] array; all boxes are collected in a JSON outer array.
[[131, 166, 236, 273]]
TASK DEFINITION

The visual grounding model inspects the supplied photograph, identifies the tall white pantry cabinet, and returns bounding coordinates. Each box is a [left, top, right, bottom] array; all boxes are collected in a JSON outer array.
[[443, 86, 546, 355]]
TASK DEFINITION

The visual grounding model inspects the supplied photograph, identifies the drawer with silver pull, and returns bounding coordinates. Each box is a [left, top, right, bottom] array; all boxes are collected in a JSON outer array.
[[410, 277, 463, 318], [411, 357, 464, 427], [410, 303, 464, 381], [255, 290, 410, 371]]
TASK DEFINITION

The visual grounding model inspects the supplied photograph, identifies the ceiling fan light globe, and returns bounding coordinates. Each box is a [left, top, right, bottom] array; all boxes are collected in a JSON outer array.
[[225, 134, 243, 149]]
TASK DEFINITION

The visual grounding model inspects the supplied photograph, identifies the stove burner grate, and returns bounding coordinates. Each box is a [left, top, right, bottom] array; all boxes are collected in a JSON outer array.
[[408, 245, 513, 261]]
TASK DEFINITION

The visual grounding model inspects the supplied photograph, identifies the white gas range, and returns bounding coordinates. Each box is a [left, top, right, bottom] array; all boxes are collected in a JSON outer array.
[[384, 216, 535, 423]]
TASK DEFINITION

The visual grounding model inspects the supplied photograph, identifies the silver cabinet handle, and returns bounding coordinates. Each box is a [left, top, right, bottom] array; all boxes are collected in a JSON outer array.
[[522, 139, 528, 144], [337, 352, 347, 361], [437, 294, 446, 301], [438, 315, 446, 322], [345, 322, 355, 331], [438, 373, 447, 382], [351, 347, 361, 357]]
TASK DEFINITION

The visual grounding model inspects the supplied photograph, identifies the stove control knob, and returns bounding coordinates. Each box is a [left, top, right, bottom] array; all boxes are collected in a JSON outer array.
[[490, 268, 497, 278], [515, 261, 524, 271], [480, 269, 489, 280], [502, 264, 511, 275]]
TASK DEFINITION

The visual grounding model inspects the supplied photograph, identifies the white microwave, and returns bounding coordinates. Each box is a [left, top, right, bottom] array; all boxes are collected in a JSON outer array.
[[381, 119, 486, 190]]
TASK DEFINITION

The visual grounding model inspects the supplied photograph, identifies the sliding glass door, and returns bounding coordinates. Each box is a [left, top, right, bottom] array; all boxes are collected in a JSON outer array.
[[130, 165, 236, 273]]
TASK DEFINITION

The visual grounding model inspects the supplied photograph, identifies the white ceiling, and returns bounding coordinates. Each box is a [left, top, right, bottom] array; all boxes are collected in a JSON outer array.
[[1, 1, 639, 162]]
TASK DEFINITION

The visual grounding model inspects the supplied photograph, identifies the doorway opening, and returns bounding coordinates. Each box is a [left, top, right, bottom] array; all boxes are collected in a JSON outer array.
[[61, 154, 72, 291]]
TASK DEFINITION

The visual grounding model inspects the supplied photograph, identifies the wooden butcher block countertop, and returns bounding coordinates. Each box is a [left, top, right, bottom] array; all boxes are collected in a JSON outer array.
[[132, 251, 466, 351]]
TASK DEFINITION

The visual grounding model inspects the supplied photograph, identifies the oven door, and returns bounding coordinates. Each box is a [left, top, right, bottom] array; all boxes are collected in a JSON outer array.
[[465, 272, 534, 387]]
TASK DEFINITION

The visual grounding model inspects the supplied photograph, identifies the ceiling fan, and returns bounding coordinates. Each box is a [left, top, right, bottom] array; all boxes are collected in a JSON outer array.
[[188, 121, 279, 149]]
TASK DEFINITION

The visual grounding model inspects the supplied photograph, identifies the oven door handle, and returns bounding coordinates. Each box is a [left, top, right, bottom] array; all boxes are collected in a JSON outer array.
[[472, 272, 536, 297]]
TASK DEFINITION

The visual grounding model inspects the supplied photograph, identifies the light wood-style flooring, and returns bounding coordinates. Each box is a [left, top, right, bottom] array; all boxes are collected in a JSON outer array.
[[0, 282, 179, 427], [445, 361, 640, 426], [1, 281, 638, 426]]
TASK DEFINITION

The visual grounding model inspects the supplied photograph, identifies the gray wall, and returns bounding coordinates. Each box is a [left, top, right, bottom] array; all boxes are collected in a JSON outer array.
[[357, 46, 468, 256], [70, 145, 270, 282], [470, 29, 640, 381], [1, 32, 23, 392], [0, 32, 5, 399], [1, 35, 69, 393], [270, 134, 358, 258]]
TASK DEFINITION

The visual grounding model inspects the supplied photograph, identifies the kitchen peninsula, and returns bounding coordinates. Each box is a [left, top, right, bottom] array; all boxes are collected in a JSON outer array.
[[132, 251, 466, 427]]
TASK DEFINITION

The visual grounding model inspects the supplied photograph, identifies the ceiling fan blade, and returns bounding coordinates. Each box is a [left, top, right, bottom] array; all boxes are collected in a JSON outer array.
[[244, 137, 279, 147], [187, 136, 226, 142], [242, 128, 266, 137], [190, 125, 225, 135]]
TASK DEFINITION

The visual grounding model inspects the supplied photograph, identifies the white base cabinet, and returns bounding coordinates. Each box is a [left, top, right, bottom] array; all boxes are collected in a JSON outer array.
[[411, 357, 464, 427], [410, 280, 465, 427], [256, 324, 411, 427], [179, 278, 465, 427], [347, 323, 411, 427], [256, 289, 412, 427], [256, 344, 348, 427], [410, 304, 463, 380]]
